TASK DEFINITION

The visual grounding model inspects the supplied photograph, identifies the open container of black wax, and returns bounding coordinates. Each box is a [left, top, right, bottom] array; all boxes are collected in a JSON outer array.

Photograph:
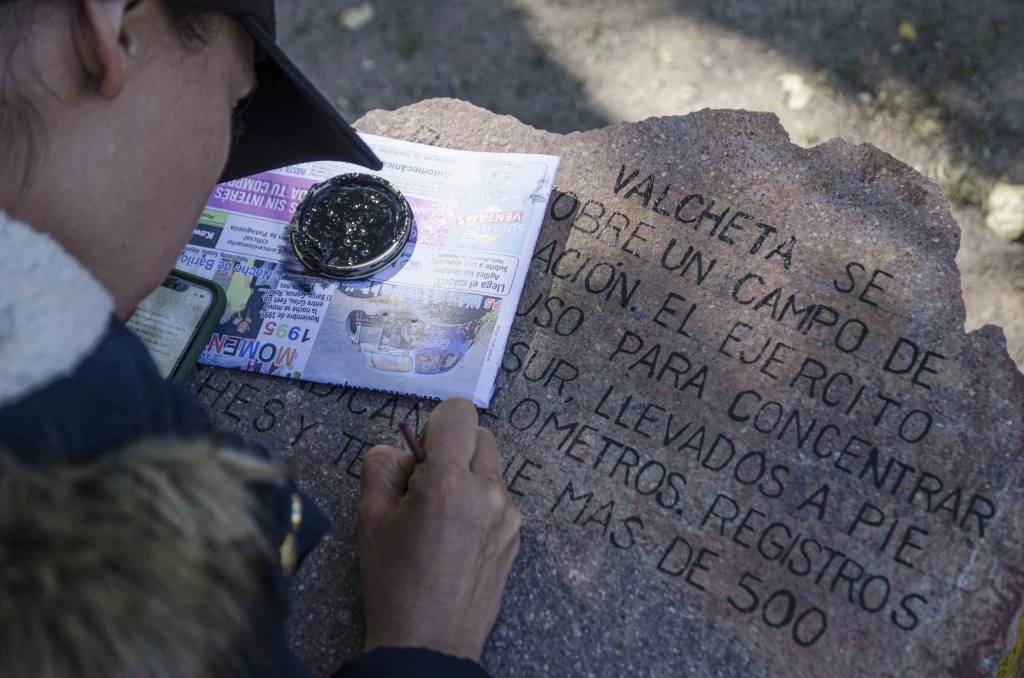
[[289, 173, 412, 280]]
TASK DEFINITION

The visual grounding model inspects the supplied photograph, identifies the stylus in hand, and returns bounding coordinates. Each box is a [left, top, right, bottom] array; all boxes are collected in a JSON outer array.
[[399, 422, 426, 463]]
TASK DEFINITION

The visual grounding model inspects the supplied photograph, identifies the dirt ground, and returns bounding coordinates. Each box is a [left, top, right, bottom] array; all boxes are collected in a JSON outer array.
[[278, 0, 1024, 368]]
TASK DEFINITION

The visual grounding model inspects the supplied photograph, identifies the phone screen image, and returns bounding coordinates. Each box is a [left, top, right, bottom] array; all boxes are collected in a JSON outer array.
[[127, 276, 214, 379]]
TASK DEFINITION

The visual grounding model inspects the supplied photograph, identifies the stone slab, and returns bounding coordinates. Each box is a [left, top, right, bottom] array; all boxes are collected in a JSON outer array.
[[188, 99, 1024, 677]]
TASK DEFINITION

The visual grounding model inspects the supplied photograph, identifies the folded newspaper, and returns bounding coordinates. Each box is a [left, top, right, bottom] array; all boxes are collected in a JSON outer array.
[[175, 135, 560, 407]]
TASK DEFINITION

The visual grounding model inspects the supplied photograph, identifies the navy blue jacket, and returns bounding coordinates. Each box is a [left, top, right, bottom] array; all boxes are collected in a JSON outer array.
[[0, 215, 488, 678]]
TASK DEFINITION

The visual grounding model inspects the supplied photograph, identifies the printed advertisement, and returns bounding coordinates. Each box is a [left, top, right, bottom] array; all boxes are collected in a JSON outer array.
[[178, 134, 560, 406]]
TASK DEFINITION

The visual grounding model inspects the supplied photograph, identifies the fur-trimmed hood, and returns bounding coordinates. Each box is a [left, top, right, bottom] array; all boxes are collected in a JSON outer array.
[[0, 439, 277, 678]]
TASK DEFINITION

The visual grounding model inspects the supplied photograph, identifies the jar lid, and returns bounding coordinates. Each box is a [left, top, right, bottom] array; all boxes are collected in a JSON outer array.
[[290, 173, 412, 280]]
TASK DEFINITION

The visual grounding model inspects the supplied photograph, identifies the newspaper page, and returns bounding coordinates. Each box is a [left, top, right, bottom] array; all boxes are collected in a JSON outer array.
[[176, 134, 560, 407]]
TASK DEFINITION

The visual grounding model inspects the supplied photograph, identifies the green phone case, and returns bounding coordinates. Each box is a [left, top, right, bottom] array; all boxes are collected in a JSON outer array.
[[169, 269, 227, 383]]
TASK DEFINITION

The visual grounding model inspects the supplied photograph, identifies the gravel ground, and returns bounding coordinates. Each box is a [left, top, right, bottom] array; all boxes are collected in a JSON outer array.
[[276, 0, 1024, 368]]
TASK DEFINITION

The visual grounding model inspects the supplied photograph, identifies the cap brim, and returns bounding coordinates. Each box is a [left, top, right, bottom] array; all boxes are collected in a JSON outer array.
[[219, 16, 382, 183]]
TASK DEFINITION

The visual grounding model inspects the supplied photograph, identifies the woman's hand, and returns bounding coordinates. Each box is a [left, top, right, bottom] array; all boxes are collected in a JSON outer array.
[[356, 397, 522, 661]]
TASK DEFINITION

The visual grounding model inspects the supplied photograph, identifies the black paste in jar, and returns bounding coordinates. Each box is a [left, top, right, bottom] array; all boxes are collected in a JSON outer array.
[[290, 174, 412, 279]]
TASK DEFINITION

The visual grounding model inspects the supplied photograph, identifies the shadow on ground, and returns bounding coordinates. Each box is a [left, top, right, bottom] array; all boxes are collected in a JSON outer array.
[[660, 0, 1023, 185], [278, 0, 610, 135]]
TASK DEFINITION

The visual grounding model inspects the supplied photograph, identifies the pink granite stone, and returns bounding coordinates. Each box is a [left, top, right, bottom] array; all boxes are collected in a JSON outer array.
[[190, 99, 1024, 677]]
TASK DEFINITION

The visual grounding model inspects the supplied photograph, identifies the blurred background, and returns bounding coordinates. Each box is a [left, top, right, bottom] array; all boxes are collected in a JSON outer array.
[[278, 0, 1024, 369]]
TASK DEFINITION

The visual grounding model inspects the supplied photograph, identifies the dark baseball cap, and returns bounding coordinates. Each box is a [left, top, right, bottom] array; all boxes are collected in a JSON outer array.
[[183, 0, 382, 182]]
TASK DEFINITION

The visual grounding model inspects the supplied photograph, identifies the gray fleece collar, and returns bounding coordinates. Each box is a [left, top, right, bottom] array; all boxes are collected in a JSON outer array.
[[0, 212, 114, 408]]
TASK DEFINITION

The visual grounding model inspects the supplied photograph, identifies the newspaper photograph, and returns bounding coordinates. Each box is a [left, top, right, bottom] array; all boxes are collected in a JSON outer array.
[[176, 134, 560, 406]]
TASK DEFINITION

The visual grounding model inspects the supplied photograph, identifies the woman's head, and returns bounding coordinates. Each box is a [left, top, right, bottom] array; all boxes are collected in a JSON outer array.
[[0, 0, 257, 318]]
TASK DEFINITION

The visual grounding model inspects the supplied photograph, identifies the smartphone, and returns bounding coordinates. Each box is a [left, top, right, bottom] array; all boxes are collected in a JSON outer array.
[[126, 270, 226, 382]]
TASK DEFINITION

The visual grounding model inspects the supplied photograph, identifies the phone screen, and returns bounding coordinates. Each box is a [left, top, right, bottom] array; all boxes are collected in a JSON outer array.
[[127, 275, 214, 379]]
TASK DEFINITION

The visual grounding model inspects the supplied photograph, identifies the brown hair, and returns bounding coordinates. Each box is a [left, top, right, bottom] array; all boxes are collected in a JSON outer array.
[[0, 0, 45, 203], [164, 2, 220, 48]]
